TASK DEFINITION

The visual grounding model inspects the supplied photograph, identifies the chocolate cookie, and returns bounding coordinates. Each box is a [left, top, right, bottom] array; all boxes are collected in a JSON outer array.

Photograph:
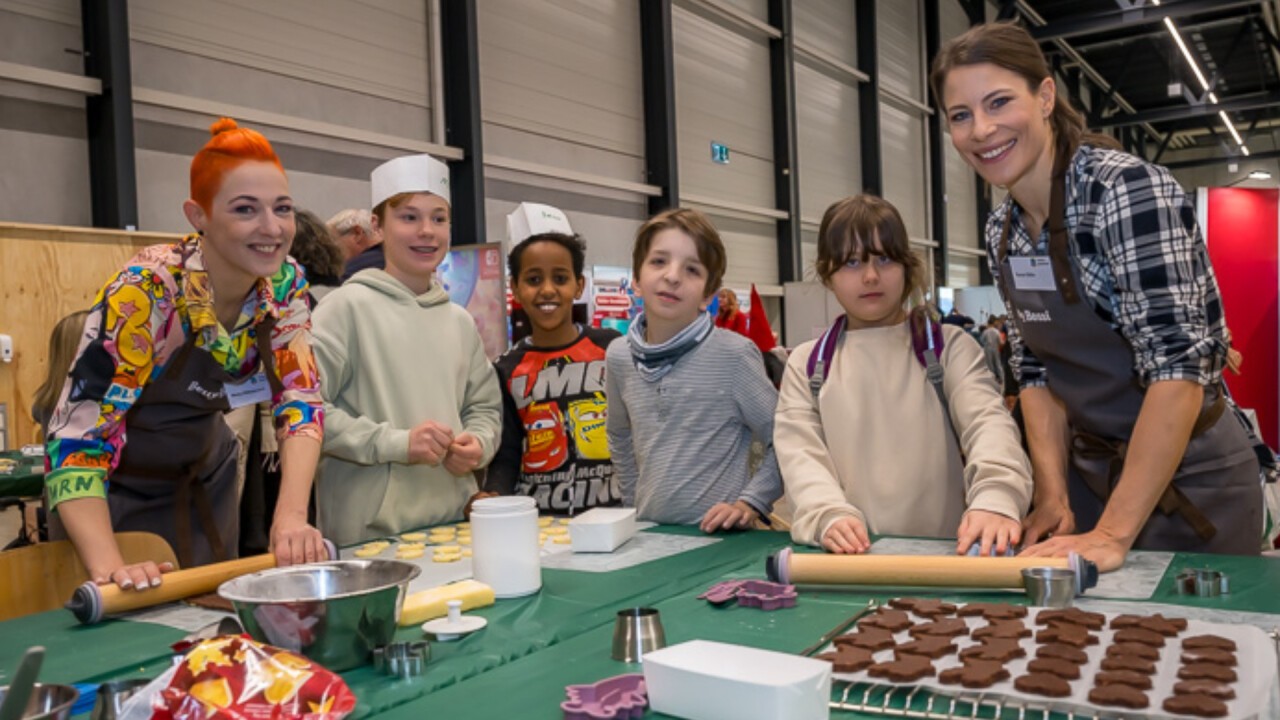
[[816, 645, 875, 672], [1014, 672, 1072, 698], [1177, 664, 1237, 683], [960, 639, 1026, 662], [1088, 684, 1149, 709], [1109, 613, 1185, 636], [1094, 670, 1153, 690], [889, 598, 957, 618], [957, 602, 1027, 620], [1036, 643, 1087, 664], [939, 660, 1010, 688], [834, 626, 896, 651], [867, 655, 935, 682], [858, 608, 914, 633], [1035, 608, 1105, 630], [1113, 627, 1165, 647], [1100, 654, 1156, 675], [972, 620, 1031, 640], [1182, 635, 1237, 652], [1035, 623, 1097, 648], [1162, 693, 1229, 718], [907, 617, 969, 638], [1180, 647, 1237, 666], [1027, 657, 1081, 679], [1174, 680, 1236, 700], [1105, 642, 1160, 661], [894, 636, 957, 659]]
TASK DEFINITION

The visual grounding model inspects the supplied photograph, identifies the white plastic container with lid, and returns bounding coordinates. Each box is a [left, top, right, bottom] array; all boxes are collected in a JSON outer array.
[[469, 496, 541, 597]]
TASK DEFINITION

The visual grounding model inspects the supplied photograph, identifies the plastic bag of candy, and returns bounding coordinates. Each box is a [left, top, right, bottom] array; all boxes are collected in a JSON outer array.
[[121, 635, 356, 720]]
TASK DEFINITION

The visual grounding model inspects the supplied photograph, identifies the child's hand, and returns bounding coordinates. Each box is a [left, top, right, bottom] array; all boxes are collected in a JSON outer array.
[[1021, 495, 1075, 546], [408, 421, 455, 465], [956, 509, 1022, 557], [443, 432, 484, 476], [699, 500, 758, 533], [822, 516, 870, 554], [464, 490, 499, 519]]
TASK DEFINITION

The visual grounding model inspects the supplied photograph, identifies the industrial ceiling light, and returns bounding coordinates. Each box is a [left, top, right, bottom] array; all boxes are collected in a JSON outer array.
[[1248, 170, 1272, 180], [1162, 13, 1249, 154]]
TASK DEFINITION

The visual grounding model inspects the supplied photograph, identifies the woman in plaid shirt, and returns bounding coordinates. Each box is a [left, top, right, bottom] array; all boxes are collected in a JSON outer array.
[[931, 23, 1268, 570]]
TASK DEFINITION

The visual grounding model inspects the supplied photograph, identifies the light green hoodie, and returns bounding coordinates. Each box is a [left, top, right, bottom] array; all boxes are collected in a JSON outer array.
[[311, 269, 502, 546]]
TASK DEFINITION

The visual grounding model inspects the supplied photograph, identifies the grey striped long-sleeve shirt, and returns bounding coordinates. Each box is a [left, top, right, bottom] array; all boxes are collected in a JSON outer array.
[[605, 328, 783, 524]]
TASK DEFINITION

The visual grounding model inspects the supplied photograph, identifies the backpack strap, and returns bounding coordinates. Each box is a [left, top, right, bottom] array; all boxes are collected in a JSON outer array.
[[806, 315, 847, 401], [910, 309, 948, 411]]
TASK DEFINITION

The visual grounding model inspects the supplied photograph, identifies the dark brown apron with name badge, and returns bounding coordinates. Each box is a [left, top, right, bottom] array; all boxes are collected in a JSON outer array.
[[54, 316, 284, 568], [998, 145, 1262, 554]]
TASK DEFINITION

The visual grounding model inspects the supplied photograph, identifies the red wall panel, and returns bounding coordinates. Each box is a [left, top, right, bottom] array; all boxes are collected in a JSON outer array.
[[1206, 188, 1278, 448]]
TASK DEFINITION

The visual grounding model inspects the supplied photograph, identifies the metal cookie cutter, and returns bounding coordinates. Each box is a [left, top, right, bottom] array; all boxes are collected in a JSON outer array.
[[372, 640, 430, 678], [1175, 568, 1230, 597]]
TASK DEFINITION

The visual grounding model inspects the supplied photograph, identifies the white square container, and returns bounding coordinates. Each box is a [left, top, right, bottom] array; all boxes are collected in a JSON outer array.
[[643, 640, 831, 720], [568, 507, 637, 552]]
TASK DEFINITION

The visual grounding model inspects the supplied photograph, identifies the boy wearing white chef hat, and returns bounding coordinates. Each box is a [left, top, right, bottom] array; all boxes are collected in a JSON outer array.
[[310, 154, 503, 545]]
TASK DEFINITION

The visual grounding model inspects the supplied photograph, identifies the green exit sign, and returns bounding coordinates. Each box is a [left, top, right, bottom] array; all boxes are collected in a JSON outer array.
[[711, 142, 730, 164]]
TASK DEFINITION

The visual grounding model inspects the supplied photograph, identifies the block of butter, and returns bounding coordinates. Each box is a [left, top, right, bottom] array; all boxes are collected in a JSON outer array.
[[398, 579, 495, 627]]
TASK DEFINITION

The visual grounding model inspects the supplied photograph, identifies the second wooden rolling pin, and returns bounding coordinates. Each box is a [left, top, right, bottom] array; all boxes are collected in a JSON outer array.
[[66, 539, 337, 624], [764, 547, 1098, 595]]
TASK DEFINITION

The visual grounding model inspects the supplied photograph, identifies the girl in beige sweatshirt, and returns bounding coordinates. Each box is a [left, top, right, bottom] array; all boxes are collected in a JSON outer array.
[[775, 196, 1032, 556]]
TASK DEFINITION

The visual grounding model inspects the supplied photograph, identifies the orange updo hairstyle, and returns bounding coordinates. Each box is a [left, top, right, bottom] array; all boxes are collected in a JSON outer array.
[[190, 118, 284, 212]]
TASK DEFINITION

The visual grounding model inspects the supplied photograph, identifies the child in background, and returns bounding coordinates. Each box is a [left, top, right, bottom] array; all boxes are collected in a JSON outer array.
[[30, 310, 90, 439], [775, 195, 1032, 556], [606, 208, 782, 531], [311, 154, 502, 546], [481, 203, 621, 514]]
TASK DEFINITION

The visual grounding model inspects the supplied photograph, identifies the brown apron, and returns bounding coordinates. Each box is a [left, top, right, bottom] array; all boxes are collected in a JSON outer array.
[[53, 316, 283, 567], [997, 144, 1262, 554]]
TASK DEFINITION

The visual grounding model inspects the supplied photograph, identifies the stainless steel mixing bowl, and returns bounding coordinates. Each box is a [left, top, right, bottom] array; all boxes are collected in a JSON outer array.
[[0, 684, 78, 720], [218, 559, 420, 671]]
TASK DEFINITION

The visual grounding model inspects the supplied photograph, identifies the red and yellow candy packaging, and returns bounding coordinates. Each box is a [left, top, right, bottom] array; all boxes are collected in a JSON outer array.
[[151, 636, 355, 720]]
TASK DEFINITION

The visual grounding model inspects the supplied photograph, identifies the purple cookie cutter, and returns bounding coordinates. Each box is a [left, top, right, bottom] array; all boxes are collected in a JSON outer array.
[[699, 579, 798, 610], [562, 673, 648, 720]]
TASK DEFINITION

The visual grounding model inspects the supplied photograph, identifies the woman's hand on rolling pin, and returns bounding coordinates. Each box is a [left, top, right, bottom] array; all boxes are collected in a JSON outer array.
[[956, 509, 1022, 557], [99, 561, 174, 591], [270, 511, 326, 566], [1020, 494, 1075, 546], [1017, 528, 1126, 573], [822, 516, 871, 554]]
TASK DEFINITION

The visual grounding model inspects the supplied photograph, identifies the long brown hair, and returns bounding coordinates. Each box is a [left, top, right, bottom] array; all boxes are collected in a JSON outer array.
[[31, 310, 90, 430], [930, 22, 1120, 158]]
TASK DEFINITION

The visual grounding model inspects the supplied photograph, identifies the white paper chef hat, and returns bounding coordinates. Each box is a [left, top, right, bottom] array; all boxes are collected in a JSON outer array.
[[505, 202, 574, 255], [370, 154, 450, 208]]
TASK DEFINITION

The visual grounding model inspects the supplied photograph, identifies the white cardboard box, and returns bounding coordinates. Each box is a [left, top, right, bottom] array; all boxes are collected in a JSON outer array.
[[568, 507, 637, 553], [643, 640, 831, 720]]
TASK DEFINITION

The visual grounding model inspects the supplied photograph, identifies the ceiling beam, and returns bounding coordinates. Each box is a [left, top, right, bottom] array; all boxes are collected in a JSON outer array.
[[1091, 90, 1280, 127], [1162, 147, 1280, 169], [1029, 0, 1263, 42]]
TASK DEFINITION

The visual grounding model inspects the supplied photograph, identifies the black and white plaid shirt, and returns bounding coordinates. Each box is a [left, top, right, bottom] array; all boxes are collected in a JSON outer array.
[[987, 144, 1227, 390]]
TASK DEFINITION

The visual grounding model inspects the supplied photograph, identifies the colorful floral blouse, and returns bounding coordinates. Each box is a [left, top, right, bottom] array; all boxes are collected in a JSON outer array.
[[45, 235, 324, 508]]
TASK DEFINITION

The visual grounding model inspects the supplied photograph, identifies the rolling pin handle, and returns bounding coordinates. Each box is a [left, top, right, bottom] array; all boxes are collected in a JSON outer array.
[[1068, 552, 1099, 595], [765, 547, 792, 585], [65, 581, 104, 625], [323, 538, 338, 562]]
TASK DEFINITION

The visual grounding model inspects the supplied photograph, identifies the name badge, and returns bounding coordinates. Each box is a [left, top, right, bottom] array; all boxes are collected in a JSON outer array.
[[225, 371, 273, 409], [1009, 257, 1056, 292]]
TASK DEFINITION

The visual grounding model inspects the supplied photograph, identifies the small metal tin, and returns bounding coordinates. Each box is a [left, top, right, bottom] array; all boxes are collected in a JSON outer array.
[[372, 641, 430, 678], [1175, 568, 1230, 597]]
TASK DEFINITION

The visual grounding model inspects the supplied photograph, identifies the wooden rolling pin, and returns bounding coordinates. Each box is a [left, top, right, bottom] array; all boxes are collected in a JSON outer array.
[[765, 547, 1097, 594], [66, 539, 337, 624]]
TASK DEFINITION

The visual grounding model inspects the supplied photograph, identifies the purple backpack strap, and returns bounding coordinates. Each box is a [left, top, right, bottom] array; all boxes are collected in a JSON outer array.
[[910, 309, 951, 416], [806, 315, 847, 400]]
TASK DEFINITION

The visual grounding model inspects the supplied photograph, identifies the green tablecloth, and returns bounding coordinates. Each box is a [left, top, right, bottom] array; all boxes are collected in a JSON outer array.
[[2, 529, 1277, 720], [0, 448, 43, 498]]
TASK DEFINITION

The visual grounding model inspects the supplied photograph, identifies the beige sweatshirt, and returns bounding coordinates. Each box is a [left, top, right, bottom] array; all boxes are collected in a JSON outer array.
[[775, 320, 1032, 546]]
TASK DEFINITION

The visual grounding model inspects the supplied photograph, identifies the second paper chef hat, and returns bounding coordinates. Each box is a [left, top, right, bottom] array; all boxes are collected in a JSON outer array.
[[505, 202, 574, 254], [371, 154, 450, 209]]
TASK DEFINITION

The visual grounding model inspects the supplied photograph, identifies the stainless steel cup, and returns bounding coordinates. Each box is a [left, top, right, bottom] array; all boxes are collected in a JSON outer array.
[[0, 684, 78, 720], [611, 607, 666, 662], [1022, 567, 1077, 608], [91, 680, 150, 720]]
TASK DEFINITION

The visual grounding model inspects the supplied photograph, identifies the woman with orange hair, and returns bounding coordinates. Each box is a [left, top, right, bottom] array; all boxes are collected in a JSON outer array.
[[45, 118, 326, 589]]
